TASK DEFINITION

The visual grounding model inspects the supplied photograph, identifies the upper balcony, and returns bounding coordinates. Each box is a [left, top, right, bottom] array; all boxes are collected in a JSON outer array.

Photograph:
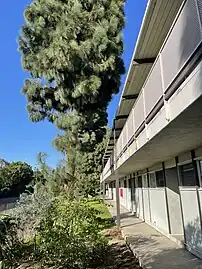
[[101, 0, 202, 182], [102, 0, 184, 165]]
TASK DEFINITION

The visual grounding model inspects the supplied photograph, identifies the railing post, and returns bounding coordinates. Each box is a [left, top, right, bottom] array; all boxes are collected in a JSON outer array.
[[159, 53, 170, 122], [142, 88, 149, 140]]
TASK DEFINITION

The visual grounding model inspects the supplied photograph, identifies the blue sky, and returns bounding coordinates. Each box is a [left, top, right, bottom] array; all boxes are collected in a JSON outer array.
[[0, 0, 147, 167]]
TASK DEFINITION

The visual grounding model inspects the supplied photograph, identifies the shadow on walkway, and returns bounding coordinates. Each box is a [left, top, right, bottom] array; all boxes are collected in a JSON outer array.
[[106, 199, 202, 269]]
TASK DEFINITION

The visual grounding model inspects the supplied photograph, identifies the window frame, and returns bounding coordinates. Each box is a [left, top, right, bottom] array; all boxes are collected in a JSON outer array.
[[155, 170, 165, 187], [137, 175, 142, 188], [179, 161, 198, 187], [196, 160, 202, 187], [148, 172, 157, 188], [142, 174, 149, 188]]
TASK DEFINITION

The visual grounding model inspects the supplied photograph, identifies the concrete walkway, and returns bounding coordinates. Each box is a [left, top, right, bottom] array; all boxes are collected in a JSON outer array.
[[106, 199, 202, 269]]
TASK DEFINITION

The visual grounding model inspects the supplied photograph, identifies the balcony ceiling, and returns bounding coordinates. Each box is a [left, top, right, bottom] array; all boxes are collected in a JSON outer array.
[[104, 0, 184, 160]]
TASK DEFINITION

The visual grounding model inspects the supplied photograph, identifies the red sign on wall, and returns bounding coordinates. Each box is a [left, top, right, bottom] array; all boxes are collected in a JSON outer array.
[[120, 188, 123, 197]]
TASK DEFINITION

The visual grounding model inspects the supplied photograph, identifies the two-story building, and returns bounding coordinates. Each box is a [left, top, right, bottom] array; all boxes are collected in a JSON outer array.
[[101, 0, 202, 259]]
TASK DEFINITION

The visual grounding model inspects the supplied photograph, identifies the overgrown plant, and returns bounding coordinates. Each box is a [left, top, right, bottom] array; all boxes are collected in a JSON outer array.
[[0, 215, 24, 266], [37, 198, 108, 268]]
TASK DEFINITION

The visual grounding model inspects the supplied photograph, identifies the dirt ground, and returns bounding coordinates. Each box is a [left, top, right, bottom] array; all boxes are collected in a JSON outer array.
[[99, 227, 141, 269]]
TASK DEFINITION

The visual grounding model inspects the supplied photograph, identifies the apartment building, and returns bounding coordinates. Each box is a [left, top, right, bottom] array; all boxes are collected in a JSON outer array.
[[101, 0, 202, 259]]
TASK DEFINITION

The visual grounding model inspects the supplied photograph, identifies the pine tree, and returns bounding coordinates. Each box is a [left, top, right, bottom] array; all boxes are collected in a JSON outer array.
[[19, 0, 125, 123], [19, 0, 125, 193], [75, 128, 110, 197]]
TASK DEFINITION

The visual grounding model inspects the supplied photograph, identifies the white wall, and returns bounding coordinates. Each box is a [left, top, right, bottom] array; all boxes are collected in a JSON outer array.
[[136, 188, 144, 219], [149, 188, 169, 234], [142, 188, 151, 222], [165, 167, 183, 235], [181, 187, 202, 258]]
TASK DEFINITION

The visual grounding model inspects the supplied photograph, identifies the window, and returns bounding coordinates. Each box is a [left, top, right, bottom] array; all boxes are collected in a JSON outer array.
[[137, 176, 142, 188], [197, 161, 202, 187], [149, 173, 156, 188], [133, 178, 136, 188], [180, 162, 198, 186], [124, 180, 127, 188], [156, 170, 165, 187], [142, 174, 148, 188], [129, 178, 132, 188]]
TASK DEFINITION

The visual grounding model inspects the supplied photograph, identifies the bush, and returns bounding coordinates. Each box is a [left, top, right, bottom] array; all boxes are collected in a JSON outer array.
[[0, 215, 24, 266], [4, 180, 109, 268], [37, 198, 108, 268], [0, 162, 33, 198], [11, 182, 55, 241]]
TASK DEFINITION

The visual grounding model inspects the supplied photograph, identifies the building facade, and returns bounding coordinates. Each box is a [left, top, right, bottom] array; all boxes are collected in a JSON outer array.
[[101, 0, 202, 259]]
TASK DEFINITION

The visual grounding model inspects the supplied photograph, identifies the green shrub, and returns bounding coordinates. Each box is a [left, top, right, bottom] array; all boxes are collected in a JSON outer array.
[[0, 162, 33, 198], [0, 215, 24, 266], [37, 198, 108, 268]]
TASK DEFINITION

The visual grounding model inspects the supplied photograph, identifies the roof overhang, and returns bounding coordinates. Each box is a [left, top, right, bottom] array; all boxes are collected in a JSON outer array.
[[104, 0, 184, 160]]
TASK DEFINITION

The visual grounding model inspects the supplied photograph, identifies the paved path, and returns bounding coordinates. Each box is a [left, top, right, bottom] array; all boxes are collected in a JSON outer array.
[[106, 199, 202, 269]]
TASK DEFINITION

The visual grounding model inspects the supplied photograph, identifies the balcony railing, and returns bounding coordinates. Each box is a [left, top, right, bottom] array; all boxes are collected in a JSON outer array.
[[101, 0, 202, 180]]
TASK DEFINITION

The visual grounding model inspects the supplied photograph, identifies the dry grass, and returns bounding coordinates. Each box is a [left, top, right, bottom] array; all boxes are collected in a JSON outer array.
[[103, 226, 123, 240]]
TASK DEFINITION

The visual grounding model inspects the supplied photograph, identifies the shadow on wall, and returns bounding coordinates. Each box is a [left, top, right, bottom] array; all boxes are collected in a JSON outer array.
[[184, 217, 202, 259]]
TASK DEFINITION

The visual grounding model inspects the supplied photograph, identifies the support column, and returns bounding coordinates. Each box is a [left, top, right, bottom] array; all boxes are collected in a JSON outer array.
[[113, 119, 120, 227], [102, 181, 105, 199], [116, 177, 121, 227]]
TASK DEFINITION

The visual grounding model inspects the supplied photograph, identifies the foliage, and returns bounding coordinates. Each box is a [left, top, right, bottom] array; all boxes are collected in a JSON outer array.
[[19, 0, 125, 123], [87, 199, 112, 221], [75, 128, 110, 197], [19, 0, 125, 180], [87, 199, 113, 229], [0, 159, 9, 169], [36, 152, 51, 179], [2, 169, 110, 268], [32, 169, 46, 185], [12, 181, 57, 241], [0, 215, 24, 266], [0, 162, 33, 198], [37, 197, 108, 268]]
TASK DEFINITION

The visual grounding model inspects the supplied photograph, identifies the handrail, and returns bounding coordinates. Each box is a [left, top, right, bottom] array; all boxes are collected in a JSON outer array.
[[101, 0, 202, 178]]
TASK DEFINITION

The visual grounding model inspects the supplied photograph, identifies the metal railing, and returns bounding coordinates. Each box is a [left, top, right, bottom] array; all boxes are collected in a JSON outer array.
[[101, 0, 202, 180]]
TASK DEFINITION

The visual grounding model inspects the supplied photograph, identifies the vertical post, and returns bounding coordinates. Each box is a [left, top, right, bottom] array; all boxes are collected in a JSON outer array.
[[102, 181, 105, 200], [142, 88, 149, 140], [101, 159, 105, 199], [175, 156, 187, 245], [160, 53, 170, 122], [147, 168, 152, 223], [162, 162, 171, 234], [113, 119, 120, 227], [191, 150, 202, 236], [116, 177, 121, 227]]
